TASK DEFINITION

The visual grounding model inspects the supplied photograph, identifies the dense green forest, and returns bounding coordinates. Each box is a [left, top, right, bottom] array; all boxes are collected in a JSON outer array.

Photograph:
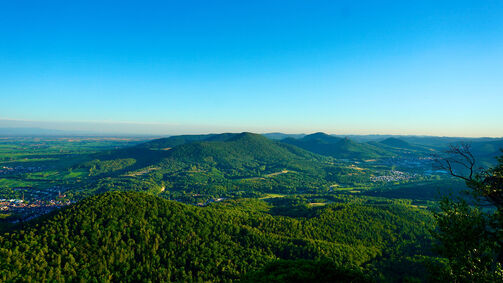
[[282, 133, 395, 159], [0, 191, 437, 282]]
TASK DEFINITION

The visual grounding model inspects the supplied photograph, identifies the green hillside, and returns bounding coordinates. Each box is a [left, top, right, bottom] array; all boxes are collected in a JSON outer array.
[[165, 132, 321, 168], [470, 140, 503, 166], [136, 134, 217, 149], [0, 191, 436, 282], [71, 133, 345, 198], [302, 132, 343, 143], [86, 132, 324, 175], [366, 137, 434, 156], [283, 133, 393, 159], [379, 137, 413, 149], [137, 133, 257, 150]]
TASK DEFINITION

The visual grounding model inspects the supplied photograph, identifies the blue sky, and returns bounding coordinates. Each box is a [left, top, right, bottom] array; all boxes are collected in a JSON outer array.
[[1, 0, 502, 136]]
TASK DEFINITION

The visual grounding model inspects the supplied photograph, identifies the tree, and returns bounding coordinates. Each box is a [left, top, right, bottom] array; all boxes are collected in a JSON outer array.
[[433, 144, 503, 281], [241, 259, 372, 283]]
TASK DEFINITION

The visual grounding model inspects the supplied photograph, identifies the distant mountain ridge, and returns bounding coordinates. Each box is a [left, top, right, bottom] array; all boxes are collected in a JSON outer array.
[[262, 132, 306, 140]]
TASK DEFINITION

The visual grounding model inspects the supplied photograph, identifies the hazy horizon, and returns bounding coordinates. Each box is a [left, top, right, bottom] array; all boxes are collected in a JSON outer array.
[[1, 118, 502, 138]]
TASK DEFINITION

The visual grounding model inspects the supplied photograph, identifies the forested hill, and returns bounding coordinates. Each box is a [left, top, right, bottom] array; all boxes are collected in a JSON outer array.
[[134, 133, 248, 150], [0, 191, 436, 282], [378, 137, 414, 149], [79, 132, 326, 177], [366, 137, 433, 156], [71, 132, 335, 197], [163, 132, 322, 166], [137, 132, 303, 150], [282, 132, 393, 159]]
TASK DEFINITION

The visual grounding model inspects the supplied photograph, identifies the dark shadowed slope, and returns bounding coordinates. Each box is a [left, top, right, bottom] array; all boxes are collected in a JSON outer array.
[[262, 133, 306, 140], [367, 137, 434, 155], [135, 134, 218, 149], [379, 137, 413, 149], [282, 133, 393, 159]]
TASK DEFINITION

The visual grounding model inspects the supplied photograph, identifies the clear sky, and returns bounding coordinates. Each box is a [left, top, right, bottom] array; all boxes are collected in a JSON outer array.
[[1, 0, 502, 136]]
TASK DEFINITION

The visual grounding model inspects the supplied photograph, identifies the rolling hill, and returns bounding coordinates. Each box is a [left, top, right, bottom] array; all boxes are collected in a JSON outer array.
[[135, 133, 218, 149], [162, 132, 323, 168], [465, 139, 503, 166], [282, 133, 393, 159], [365, 137, 434, 156], [378, 137, 413, 149], [82, 132, 320, 171], [262, 132, 306, 140], [71, 132, 337, 197], [113, 132, 325, 174]]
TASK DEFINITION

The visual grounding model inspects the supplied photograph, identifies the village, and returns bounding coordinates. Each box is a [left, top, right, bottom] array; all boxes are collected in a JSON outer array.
[[0, 186, 72, 223], [370, 170, 419, 183], [0, 165, 45, 175], [0, 196, 72, 223], [11, 185, 70, 200]]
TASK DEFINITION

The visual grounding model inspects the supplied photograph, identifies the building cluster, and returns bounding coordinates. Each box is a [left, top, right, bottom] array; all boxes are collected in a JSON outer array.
[[370, 170, 418, 182], [1, 184, 72, 223], [196, 198, 226, 207], [0, 199, 24, 211], [0, 198, 71, 223], [12, 186, 68, 200], [0, 165, 44, 175]]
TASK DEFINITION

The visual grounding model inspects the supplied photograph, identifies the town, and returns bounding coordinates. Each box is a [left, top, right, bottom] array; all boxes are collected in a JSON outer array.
[[370, 170, 419, 183], [0, 197, 72, 223]]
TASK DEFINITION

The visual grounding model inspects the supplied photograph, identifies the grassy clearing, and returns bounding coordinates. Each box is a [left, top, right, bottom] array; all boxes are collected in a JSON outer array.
[[264, 170, 290, 177], [331, 186, 355, 191], [62, 170, 88, 179], [308, 202, 327, 207], [259, 193, 286, 200], [0, 178, 36, 188]]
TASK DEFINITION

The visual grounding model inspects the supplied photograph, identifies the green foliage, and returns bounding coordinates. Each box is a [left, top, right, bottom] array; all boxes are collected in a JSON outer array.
[[242, 259, 372, 283], [0, 191, 435, 282], [78, 158, 136, 176], [283, 133, 393, 159], [364, 180, 468, 201], [431, 198, 503, 282], [431, 154, 503, 282]]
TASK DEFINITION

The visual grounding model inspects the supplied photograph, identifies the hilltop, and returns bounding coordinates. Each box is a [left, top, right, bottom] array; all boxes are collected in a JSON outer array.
[[96, 132, 323, 173]]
